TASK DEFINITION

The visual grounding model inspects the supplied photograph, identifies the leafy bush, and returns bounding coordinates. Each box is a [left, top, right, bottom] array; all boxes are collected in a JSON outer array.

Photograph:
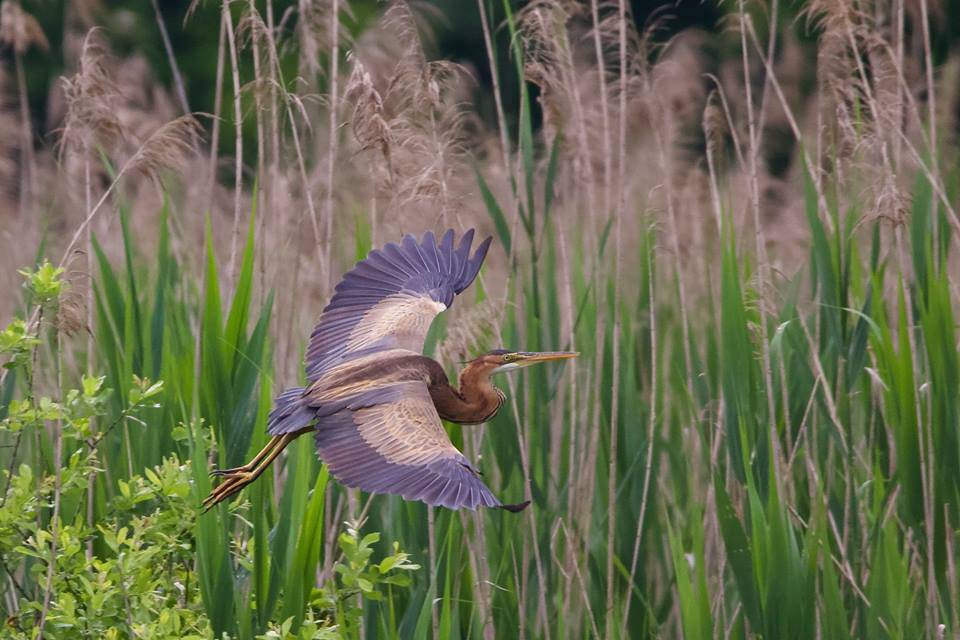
[[9, 457, 211, 639], [0, 256, 421, 638], [258, 525, 420, 640]]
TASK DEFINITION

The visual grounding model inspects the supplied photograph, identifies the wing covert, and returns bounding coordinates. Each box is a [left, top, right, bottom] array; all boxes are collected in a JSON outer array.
[[313, 381, 505, 510], [305, 229, 492, 380]]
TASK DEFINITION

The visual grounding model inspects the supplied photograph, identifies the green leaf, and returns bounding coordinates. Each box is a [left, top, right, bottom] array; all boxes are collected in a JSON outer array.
[[714, 475, 762, 631], [475, 166, 512, 256]]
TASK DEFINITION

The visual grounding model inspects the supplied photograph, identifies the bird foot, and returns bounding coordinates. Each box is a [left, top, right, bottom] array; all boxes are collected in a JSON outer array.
[[201, 433, 298, 513], [202, 470, 256, 512]]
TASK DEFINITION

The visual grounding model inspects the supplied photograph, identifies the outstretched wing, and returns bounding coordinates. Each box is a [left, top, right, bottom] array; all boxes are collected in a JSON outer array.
[[315, 381, 517, 510], [305, 229, 492, 380]]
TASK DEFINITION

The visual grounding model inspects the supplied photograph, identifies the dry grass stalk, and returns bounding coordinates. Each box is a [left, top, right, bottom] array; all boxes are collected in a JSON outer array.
[[262, 0, 282, 278], [913, 0, 941, 626], [556, 224, 581, 622], [238, 1, 268, 303], [1, 0, 46, 217], [518, 1, 601, 218], [36, 338, 64, 637], [323, 0, 341, 286], [606, 0, 628, 633], [0, 67, 17, 202], [264, 0, 281, 190], [738, 0, 781, 483], [588, 0, 613, 217], [204, 8, 226, 219], [150, 0, 191, 117], [223, 1, 245, 283], [297, 0, 345, 76], [426, 505, 438, 637], [475, 0, 510, 173]]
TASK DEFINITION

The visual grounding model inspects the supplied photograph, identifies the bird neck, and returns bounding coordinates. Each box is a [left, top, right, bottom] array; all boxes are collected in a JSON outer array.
[[430, 363, 504, 425]]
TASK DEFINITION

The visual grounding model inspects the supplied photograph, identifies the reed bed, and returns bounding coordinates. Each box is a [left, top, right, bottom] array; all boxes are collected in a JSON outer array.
[[0, 0, 959, 638]]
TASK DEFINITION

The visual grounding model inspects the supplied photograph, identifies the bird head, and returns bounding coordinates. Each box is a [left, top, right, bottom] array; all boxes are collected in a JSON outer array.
[[477, 349, 579, 374]]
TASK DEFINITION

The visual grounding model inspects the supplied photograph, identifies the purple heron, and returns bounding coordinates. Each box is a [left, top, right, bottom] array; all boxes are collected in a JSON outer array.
[[202, 229, 576, 512]]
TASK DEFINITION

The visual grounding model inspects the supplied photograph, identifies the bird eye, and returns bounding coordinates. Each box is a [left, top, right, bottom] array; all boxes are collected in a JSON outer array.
[[502, 353, 515, 363]]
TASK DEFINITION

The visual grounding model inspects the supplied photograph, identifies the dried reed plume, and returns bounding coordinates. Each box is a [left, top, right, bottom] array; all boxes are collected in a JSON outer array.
[[59, 29, 123, 157], [436, 299, 501, 368], [298, 0, 344, 76], [128, 114, 204, 179], [517, 1, 578, 150], [355, 2, 474, 220], [344, 57, 391, 160], [0, 0, 48, 55], [55, 261, 88, 337]]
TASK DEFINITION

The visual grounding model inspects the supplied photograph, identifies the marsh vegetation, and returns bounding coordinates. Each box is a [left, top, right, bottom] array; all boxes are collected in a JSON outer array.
[[1, 0, 959, 638]]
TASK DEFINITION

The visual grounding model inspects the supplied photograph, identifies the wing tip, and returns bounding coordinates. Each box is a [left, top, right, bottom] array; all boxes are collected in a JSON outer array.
[[496, 500, 531, 513], [455, 233, 492, 293], [473, 235, 493, 262]]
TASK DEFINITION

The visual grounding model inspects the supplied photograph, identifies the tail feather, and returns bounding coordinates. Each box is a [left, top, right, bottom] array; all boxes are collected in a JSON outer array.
[[268, 387, 315, 435]]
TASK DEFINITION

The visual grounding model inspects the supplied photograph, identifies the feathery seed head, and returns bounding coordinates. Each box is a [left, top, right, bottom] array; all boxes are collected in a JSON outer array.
[[0, 0, 48, 55], [128, 114, 204, 180], [345, 57, 391, 156], [60, 29, 123, 155]]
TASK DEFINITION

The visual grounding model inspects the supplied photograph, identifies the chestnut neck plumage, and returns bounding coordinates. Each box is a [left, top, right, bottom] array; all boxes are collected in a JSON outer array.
[[428, 359, 505, 425]]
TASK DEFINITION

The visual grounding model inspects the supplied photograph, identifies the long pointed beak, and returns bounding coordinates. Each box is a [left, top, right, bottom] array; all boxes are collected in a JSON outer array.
[[514, 351, 579, 365]]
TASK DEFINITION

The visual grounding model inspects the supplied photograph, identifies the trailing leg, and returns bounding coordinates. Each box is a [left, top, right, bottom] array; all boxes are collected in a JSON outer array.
[[202, 432, 302, 511]]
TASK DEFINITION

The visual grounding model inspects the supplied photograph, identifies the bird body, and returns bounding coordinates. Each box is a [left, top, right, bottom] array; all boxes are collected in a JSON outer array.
[[203, 230, 575, 512]]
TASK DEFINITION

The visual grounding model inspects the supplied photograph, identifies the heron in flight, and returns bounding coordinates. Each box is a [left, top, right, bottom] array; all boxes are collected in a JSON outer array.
[[203, 230, 576, 512]]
